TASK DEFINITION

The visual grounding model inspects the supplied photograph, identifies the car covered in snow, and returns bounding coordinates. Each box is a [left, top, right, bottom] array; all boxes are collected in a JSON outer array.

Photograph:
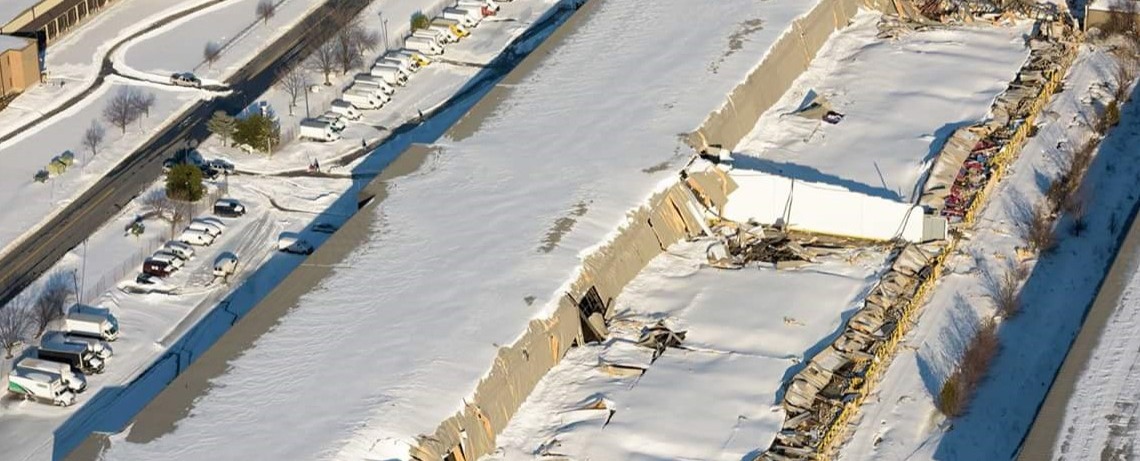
[[170, 72, 202, 88], [277, 235, 314, 255]]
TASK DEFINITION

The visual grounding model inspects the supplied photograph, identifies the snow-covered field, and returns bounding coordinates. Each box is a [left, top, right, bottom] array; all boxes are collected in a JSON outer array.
[[839, 46, 1134, 461], [489, 241, 887, 461], [100, 0, 826, 459], [735, 12, 1030, 201]]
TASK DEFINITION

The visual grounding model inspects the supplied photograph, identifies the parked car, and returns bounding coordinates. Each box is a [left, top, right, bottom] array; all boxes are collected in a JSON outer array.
[[163, 240, 195, 259], [313, 222, 339, 234], [187, 220, 222, 237], [214, 198, 246, 217], [206, 159, 235, 175], [213, 253, 239, 277], [170, 72, 202, 88], [177, 229, 216, 246], [277, 235, 314, 255], [142, 258, 175, 278], [149, 251, 184, 270], [136, 273, 157, 285]]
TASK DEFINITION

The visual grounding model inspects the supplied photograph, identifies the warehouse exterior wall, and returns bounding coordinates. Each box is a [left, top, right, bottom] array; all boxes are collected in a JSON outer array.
[[2, 0, 118, 44], [410, 169, 729, 461], [686, 0, 894, 154], [0, 38, 39, 97]]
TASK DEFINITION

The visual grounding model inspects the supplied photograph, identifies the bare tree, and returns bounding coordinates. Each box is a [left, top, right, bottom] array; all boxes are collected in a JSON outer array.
[[256, 0, 277, 25], [276, 66, 307, 115], [141, 189, 173, 220], [82, 121, 105, 158], [308, 42, 338, 85], [32, 272, 74, 338], [130, 90, 157, 118], [171, 201, 195, 238], [204, 41, 223, 67], [103, 87, 142, 134], [356, 28, 381, 56], [335, 20, 378, 75], [984, 264, 1021, 318], [0, 302, 30, 358]]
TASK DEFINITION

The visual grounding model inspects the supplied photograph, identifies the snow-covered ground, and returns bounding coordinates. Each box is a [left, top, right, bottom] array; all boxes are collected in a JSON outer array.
[[0, 0, 215, 141], [839, 45, 1134, 461], [734, 12, 1030, 201], [489, 240, 887, 461], [100, 0, 827, 459], [115, 0, 325, 85], [202, 0, 561, 173], [0, 171, 350, 461]]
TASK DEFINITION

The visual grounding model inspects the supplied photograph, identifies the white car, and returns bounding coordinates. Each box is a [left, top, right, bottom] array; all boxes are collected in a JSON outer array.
[[277, 235, 314, 255], [170, 72, 202, 88]]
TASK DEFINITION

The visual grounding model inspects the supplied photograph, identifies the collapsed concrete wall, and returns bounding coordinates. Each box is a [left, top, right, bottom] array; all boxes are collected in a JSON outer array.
[[721, 168, 928, 242], [686, 0, 894, 154], [410, 170, 728, 460]]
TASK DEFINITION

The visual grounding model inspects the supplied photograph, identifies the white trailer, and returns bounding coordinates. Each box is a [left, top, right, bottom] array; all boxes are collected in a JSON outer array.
[[430, 19, 470, 39], [299, 119, 342, 142], [8, 369, 76, 406], [16, 358, 86, 393], [329, 99, 363, 120], [381, 52, 420, 73], [348, 83, 393, 103], [64, 313, 119, 342], [369, 65, 408, 87], [413, 27, 455, 45], [353, 75, 396, 95], [43, 331, 113, 360], [441, 8, 480, 28], [342, 91, 383, 110], [405, 36, 444, 56]]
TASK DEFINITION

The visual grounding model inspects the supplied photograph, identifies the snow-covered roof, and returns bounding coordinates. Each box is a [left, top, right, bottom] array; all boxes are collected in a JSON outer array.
[[0, 34, 30, 53], [733, 13, 1030, 201], [491, 241, 887, 460], [103, 0, 824, 459], [0, 0, 40, 29]]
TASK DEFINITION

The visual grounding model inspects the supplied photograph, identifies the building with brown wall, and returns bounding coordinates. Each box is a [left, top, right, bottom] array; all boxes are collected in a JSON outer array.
[[0, 35, 38, 98]]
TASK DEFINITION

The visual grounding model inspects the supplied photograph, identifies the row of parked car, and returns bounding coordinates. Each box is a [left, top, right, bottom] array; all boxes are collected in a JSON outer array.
[[8, 309, 119, 406], [138, 198, 246, 286], [301, 0, 504, 142]]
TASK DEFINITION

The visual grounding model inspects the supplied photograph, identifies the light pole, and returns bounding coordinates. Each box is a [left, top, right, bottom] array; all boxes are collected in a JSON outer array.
[[303, 76, 311, 118]]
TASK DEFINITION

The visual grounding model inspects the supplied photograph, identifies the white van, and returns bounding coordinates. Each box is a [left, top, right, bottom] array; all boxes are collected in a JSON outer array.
[[329, 99, 363, 120], [177, 229, 216, 246], [405, 36, 444, 56], [187, 220, 222, 238], [354, 75, 396, 95], [370, 65, 408, 87]]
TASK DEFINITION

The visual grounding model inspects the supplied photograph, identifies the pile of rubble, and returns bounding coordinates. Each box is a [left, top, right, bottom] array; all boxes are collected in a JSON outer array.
[[704, 222, 871, 270], [761, 242, 946, 460], [919, 18, 1077, 224]]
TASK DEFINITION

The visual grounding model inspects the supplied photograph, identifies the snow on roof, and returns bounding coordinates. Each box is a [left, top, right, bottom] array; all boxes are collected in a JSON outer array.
[[1088, 0, 1140, 12], [103, 0, 823, 459], [491, 241, 887, 460], [0, 0, 40, 28], [0, 34, 29, 53], [733, 12, 1031, 201]]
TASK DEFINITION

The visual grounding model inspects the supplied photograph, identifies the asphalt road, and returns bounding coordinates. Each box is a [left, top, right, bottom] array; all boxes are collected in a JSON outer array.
[[0, 0, 370, 308]]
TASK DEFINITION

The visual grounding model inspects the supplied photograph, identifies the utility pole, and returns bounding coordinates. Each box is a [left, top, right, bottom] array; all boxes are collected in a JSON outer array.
[[78, 239, 87, 304]]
